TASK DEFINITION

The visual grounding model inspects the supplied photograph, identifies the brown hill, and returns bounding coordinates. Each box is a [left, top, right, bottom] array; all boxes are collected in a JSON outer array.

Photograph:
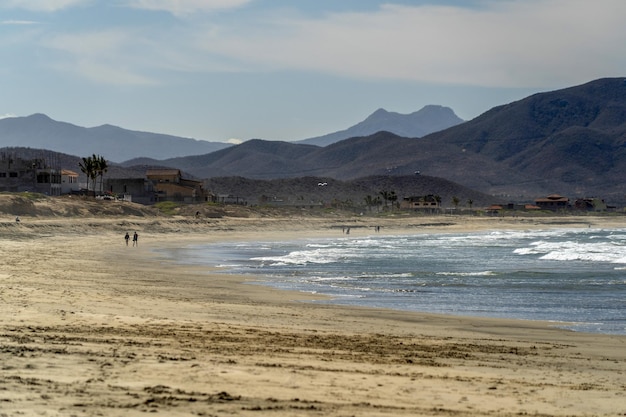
[[421, 77, 626, 198], [153, 78, 626, 203], [1, 147, 496, 209], [206, 174, 498, 208]]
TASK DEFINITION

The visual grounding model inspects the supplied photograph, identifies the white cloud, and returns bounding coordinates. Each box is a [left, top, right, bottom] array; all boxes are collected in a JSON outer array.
[[1, 0, 89, 12], [195, 0, 626, 88], [33, 0, 626, 90], [0, 113, 18, 119], [126, 0, 253, 16], [44, 29, 158, 85], [1, 20, 39, 25], [39, 23, 244, 85]]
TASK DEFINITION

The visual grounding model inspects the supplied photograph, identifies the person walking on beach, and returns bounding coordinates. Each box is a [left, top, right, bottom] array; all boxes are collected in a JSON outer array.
[[132, 231, 138, 246], [124, 232, 130, 246]]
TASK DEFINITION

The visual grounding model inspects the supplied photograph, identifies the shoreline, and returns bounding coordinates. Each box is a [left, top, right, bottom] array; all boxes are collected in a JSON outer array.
[[2, 214, 625, 416], [163, 240, 606, 337], [154, 217, 626, 336]]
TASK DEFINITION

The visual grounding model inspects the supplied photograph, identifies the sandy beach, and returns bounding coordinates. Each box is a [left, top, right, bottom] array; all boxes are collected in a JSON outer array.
[[1, 212, 625, 416]]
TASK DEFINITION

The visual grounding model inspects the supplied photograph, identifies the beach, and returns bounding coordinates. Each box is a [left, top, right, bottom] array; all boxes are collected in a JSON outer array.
[[1, 212, 625, 416]]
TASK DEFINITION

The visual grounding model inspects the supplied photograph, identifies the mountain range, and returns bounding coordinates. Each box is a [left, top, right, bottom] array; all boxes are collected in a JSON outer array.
[[0, 105, 461, 163], [0, 114, 230, 162], [130, 77, 626, 204], [2, 77, 626, 205]]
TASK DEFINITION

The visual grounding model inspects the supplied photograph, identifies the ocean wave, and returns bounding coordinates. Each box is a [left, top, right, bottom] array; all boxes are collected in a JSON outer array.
[[436, 271, 497, 277], [169, 227, 626, 335]]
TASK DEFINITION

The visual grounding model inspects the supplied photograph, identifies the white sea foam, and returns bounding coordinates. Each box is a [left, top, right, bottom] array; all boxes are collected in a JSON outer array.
[[171, 226, 626, 335], [356, 272, 414, 279], [312, 276, 356, 282], [215, 263, 241, 268], [513, 235, 626, 264], [252, 248, 348, 265], [512, 247, 538, 255], [436, 271, 497, 277]]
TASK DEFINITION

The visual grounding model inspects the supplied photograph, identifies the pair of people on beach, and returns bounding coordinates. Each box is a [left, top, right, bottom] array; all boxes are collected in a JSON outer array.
[[124, 231, 138, 246]]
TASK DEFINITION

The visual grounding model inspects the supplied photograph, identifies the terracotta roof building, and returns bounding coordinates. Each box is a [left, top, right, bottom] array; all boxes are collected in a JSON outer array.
[[535, 194, 569, 211]]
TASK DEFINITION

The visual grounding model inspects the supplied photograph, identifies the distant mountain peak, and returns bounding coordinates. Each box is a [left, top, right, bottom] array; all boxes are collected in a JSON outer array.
[[370, 108, 390, 116], [298, 105, 464, 147], [413, 104, 457, 115], [26, 113, 53, 121], [363, 108, 397, 122]]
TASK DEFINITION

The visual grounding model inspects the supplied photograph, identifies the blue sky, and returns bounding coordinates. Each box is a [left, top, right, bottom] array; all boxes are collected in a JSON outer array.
[[2, 0, 625, 143]]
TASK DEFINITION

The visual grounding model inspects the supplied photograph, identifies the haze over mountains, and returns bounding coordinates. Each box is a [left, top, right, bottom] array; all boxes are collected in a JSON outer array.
[[0, 114, 230, 162], [296, 105, 464, 146], [2, 77, 626, 205], [0, 105, 460, 163]]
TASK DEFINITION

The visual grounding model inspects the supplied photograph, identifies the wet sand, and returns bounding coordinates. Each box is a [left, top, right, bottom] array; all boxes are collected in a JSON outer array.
[[1, 214, 625, 416]]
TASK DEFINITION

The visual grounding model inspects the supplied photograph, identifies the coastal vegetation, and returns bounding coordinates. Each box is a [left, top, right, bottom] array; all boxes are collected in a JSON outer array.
[[78, 154, 108, 194]]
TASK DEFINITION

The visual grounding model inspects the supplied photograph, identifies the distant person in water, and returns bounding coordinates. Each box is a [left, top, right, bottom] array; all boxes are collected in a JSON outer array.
[[132, 231, 138, 246], [125, 232, 130, 246]]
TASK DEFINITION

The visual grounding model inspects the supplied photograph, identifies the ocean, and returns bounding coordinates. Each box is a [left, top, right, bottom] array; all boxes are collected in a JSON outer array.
[[160, 227, 626, 335]]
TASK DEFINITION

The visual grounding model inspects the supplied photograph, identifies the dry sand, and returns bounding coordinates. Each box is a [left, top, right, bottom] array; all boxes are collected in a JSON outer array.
[[1, 213, 625, 416]]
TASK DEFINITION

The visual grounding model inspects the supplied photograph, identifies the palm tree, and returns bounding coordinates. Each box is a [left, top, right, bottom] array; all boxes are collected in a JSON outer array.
[[79, 154, 107, 196], [79, 156, 97, 194], [94, 155, 108, 194], [452, 196, 460, 210], [467, 199, 474, 209]]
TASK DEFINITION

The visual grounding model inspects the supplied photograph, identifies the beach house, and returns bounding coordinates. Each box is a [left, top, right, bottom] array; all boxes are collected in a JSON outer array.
[[146, 169, 210, 203]]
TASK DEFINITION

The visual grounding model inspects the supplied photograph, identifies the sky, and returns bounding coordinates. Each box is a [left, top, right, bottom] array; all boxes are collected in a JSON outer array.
[[1, 0, 625, 143]]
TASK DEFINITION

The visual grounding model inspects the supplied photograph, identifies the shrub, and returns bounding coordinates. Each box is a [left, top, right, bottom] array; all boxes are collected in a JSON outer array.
[[154, 201, 180, 215]]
